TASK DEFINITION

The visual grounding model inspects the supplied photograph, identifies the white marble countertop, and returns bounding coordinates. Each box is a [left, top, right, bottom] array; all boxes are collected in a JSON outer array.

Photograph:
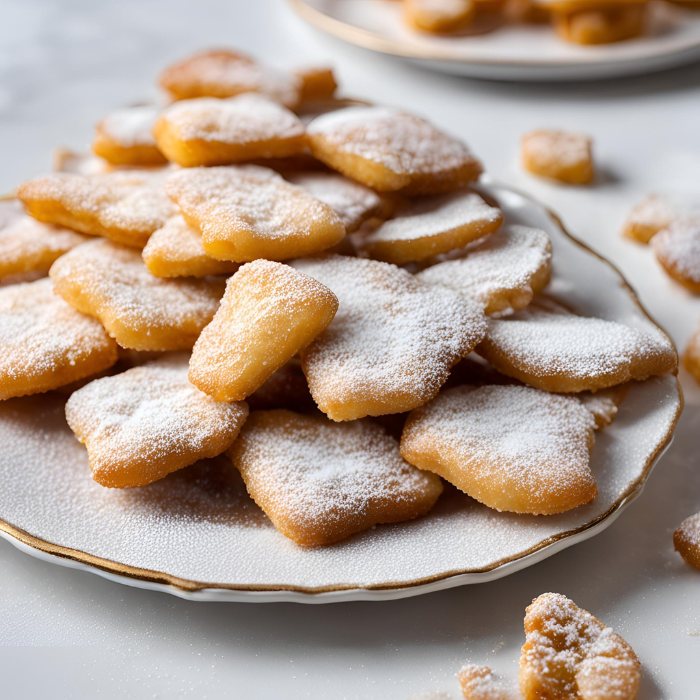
[[1, 1, 699, 697]]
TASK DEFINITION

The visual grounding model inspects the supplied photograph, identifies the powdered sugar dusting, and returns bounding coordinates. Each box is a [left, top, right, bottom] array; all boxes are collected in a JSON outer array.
[[293, 255, 486, 419], [98, 105, 161, 147], [402, 385, 596, 512], [49, 238, 225, 348], [624, 192, 700, 241], [367, 190, 500, 243], [285, 171, 386, 232], [307, 106, 479, 177], [652, 219, 700, 283], [522, 130, 591, 169], [418, 225, 551, 313], [0, 214, 89, 279], [479, 304, 677, 389], [676, 512, 700, 549], [458, 665, 517, 700], [65, 354, 248, 487], [521, 593, 640, 700], [0, 278, 117, 399], [158, 93, 304, 143], [230, 411, 442, 545]]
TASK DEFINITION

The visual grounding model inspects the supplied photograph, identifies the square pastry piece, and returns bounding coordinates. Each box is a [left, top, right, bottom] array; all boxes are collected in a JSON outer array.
[[165, 166, 346, 262], [521, 130, 594, 185], [66, 355, 248, 488], [189, 260, 338, 402], [227, 409, 443, 546], [153, 93, 306, 167], [306, 106, 483, 193], [0, 278, 118, 400], [50, 239, 225, 351]]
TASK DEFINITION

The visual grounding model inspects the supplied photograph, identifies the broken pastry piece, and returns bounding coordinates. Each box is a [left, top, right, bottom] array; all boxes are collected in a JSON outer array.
[[66, 355, 248, 488], [0, 278, 118, 400], [552, 5, 647, 45], [401, 384, 597, 515], [621, 192, 700, 244], [294, 66, 338, 102], [164, 165, 346, 262], [360, 191, 503, 265], [153, 93, 306, 167], [404, 0, 476, 33], [458, 665, 517, 700], [93, 105, 167, 166], [651, 219, 700, 293], [17, 170, 176, 248], [159, 48, 302, 108], [520, 593, 641, 700], [293, 255, 487, 421], [227, 409, 443, 546], [189, 260, 338, 402], [50, 239, 225, 351], [521, 129, 594, 185], [306, 106, 483, 194]]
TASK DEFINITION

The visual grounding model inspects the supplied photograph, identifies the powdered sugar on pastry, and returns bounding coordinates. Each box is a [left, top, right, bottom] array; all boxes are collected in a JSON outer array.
[[293, 255, 486, 421], [458, 665, 518, 700], [307, 106, 482, 193], [477, 304, 677, 393], [651, 219, 700, 292], [285, 171, 390, 233], [621, 192, 700, 243], [66, 354, 248, 488], [674, 512, 700, 570], [159, 49, 302, 108], [418, 225, 552, 315], [164, 165, 345, 262], [0, 278, 118, 400], [142, 215, 239, 278], [50, 238, 225, 351], [401, 384, 597, 515], [97, 105, 161, 147], [227, 409, 443, 546], [17, 170, 177, 248], [0, 215, 89, 280], [361, 191, 503, 264], [520, 593, 641, 700]]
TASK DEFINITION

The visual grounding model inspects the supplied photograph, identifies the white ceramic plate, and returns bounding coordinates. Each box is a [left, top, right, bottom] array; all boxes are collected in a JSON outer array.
[[290, 0, 700, 81], [0, 181, 681, 603]]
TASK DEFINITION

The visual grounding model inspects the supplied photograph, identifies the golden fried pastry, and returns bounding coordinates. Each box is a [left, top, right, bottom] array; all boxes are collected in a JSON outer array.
[[0, 213, 88, 281], [246, 358, 315, 411], [153, 94, 306, 167], [504, 0, 550, 22], [522, 129, 594, 184], [674, 512, 700, 570], [621, 192, 700, 243], [295, 66, 338, 102], [159, 49, 302, 108], [683, 322, 700, 385], [142, 215, 240, 278], [361, 191, 503, 265], [306, 106, 483, 194], [164, 165, 345, 262], [0, 278, 118, 400], [93, 105, 167, 166], [401, 385, 597, 514], [553, 5, 646, 45], [404, 0, 476, 33], [66, 355, 248, 488], [285, 171, 395, 233], [50, 239, 225, 351], [458, 665, 516, 700], [227, 409, 443, 546], [17, 170, 176, 248], [293, 255, 487, 421], [418, 225, 552, 315], [477, 303, 677, 392], [651, 220, 700, 293], [189, 260, 338, 402], [520, 593, 641, 700]]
